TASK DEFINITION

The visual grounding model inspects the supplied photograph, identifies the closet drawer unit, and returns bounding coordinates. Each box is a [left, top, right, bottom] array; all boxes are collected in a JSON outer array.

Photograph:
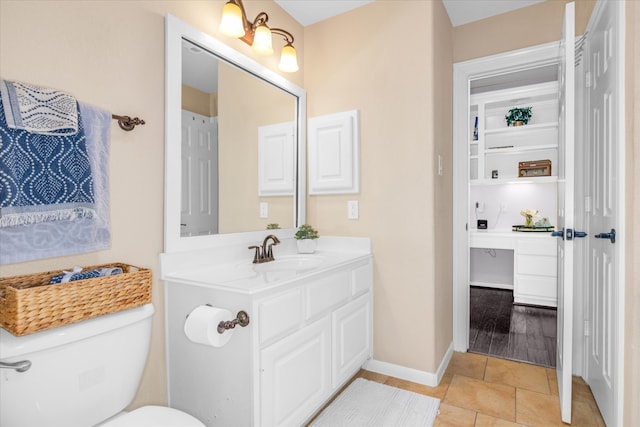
[[305, 270, 351, 321], [517, 238, 556, 256], [258, 288, 304, 345], [514, 275, 557, 307], [516, 254, 557, 277]]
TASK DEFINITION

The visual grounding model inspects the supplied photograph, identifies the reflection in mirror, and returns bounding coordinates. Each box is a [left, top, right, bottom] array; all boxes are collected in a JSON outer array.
[[165, 14, 306, 253], [180, 40, 296, 236]]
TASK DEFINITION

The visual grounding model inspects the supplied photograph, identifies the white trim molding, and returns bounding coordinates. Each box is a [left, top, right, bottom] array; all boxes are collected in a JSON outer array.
[[363, 342, 454, 387]]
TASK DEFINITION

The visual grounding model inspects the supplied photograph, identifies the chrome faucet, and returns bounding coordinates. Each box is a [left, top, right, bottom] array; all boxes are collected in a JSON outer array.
[[248, 234, 280, 263]]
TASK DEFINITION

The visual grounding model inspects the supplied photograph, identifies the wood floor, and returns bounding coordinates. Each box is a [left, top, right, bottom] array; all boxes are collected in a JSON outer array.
[[345, 352, 605, 427], [469, 286, 557, 367]]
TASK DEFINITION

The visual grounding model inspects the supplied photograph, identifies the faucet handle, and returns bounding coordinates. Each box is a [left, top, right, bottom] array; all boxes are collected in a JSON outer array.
[[266, 243, 276, 261], [248, 245, 262, 263]]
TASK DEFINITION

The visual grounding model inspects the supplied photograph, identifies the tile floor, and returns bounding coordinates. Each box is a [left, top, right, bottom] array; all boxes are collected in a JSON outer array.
[[354, 352, 605, 427]]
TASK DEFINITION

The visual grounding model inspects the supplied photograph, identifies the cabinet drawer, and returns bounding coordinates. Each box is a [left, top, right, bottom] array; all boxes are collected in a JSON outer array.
[[515, 274, 557, 307], [305, 270, 351, 320], [517, 254, 556, 277], [259, 288, 303, 345], [352, 263, 372, 296], [517, 238, 556, 256]]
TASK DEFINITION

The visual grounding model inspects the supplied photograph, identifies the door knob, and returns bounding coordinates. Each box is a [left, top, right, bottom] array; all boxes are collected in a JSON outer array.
[[595, 228, 616, 244], [551, 228, 587, 241]]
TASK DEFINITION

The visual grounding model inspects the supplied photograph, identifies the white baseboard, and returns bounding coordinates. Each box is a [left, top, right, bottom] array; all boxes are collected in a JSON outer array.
[[363, 342, 454, 387]]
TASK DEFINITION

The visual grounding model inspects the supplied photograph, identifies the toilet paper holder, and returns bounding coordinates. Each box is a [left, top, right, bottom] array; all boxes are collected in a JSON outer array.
[[217, 310, 250, 334]]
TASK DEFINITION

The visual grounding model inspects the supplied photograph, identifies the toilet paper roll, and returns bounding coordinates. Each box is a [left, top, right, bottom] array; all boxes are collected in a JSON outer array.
[[184, 305, 234, 347]]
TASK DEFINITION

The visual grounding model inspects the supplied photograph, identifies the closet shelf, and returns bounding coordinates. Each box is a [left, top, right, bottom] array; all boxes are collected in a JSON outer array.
[[484, 143, 558, 155], [484, 122, 558, 136]]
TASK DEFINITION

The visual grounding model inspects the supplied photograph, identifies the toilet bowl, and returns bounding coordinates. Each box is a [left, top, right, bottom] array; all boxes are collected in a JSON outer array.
[[0, 304, 204, 427]]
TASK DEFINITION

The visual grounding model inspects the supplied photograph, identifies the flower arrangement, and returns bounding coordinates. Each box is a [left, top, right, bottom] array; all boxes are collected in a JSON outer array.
[[520, 209, 539, 228], [505, 107, 533, 126], [294, 224, 319, 240], [266, 223, 280, 230]]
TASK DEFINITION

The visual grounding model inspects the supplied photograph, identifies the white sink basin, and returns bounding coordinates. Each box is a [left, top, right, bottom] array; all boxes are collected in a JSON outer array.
[[252, 255, 324, 273]]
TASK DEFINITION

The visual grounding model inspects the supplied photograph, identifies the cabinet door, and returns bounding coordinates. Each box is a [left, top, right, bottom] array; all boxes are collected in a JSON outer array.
[[332, 294, 372, 388], [260, 317, 331, 427]]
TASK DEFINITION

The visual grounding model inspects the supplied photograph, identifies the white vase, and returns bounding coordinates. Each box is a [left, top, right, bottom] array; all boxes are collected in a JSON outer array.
[[296, 239, 317, 254]]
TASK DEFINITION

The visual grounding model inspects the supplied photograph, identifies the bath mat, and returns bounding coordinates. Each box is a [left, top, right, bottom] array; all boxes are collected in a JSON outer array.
[[310, 378, 440, 427]]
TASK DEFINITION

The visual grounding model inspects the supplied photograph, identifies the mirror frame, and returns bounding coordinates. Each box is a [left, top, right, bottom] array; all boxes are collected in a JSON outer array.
[[164, 14, 306, 253]]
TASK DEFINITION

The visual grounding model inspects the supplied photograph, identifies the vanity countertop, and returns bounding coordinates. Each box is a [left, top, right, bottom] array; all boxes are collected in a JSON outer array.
[[160, 236, 372, 295]]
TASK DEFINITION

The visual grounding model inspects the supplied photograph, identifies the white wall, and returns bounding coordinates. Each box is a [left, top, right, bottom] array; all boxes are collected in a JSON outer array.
[[470, 183, 557, 231]]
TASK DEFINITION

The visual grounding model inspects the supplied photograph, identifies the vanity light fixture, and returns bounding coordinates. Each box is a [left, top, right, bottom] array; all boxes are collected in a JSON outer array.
[[219, 0, 299, 72]]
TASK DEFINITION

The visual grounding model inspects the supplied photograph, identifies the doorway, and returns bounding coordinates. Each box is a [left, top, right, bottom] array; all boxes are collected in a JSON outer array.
[[452, 2, 626, 423]]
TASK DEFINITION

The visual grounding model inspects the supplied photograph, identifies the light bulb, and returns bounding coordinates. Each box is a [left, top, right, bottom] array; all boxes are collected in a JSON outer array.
[[252, 24, 274, 55], [219, 1, 245, 38], [279, 43, 299, 72]]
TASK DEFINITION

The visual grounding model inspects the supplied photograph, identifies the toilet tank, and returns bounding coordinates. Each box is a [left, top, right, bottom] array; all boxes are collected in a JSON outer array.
[[0, 304, 155, 427]]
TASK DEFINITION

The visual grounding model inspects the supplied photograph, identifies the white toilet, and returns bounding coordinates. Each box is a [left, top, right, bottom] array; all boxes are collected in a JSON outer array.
[[0, 304, 205, 427]]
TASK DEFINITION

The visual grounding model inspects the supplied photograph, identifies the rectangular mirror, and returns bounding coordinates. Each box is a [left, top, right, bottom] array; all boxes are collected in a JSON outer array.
[[165, 14, 306, 253]]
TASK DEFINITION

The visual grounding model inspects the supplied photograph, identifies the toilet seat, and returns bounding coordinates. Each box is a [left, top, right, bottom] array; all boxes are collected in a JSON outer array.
[[99, 405, 205, 427]]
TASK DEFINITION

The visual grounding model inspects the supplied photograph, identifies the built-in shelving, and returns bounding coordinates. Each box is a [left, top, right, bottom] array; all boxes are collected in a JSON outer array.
[[469, 82, 560, 182]]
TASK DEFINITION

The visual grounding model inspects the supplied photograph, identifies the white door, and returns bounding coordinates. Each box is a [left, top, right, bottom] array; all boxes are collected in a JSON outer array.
[[181, 110, 218, 236], [585, 1, 623, 425], [554, 2, 576, 423]]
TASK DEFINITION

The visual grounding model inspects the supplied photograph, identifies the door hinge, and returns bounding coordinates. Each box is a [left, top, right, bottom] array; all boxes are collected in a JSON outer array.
[[584, 320, 590, 337], [585, 71, 592, 88]]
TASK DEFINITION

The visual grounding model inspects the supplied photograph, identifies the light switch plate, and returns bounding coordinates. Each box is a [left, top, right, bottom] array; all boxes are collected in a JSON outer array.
[[260, 202, 268, 218]]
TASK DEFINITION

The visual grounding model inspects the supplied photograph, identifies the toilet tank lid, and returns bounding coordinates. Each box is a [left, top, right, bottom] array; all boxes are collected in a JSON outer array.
[[0, 304, 154, 359]]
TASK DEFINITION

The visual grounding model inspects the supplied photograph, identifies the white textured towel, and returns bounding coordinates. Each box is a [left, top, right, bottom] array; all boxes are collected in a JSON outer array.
[[310, 378, 440, 427], [0, 79, 78, 135]]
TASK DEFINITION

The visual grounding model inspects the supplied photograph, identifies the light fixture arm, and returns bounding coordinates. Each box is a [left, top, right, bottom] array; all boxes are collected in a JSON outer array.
[[270, 28, 294, 45]]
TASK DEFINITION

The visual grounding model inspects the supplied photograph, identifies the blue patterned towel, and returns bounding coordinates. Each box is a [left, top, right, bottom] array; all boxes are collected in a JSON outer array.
[[0, 96, 96, 227], [49, 266, 123, 284], [0, 80, 78, 135]]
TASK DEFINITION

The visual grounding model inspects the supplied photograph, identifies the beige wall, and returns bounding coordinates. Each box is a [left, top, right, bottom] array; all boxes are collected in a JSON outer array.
[[433, 0, 454, 367], [0, 0, 303, 408], [453, 0, 595, 62], [182, 84, 217, 117], [304, 1, 453, 373]]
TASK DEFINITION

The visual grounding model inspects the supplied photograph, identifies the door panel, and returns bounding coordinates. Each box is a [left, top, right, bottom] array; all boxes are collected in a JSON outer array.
[[556, 2, 575, 423], [180, 110, 218, 236], [585, 1, 621, 424]]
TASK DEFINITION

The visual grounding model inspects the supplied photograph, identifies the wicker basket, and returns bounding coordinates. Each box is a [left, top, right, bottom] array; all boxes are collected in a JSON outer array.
[[0, 263, 152, 336]]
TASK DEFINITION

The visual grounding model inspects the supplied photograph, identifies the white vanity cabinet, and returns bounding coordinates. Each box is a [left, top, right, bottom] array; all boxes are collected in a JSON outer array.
[[258, 262, 373, 426], [163, 248, 373, 427]]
